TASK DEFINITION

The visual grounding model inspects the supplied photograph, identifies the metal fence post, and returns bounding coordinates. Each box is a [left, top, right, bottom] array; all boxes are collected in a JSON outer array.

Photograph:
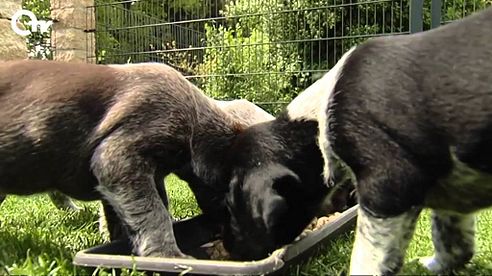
[[431, 0, 442, 29], [410, 0, 424, 33]]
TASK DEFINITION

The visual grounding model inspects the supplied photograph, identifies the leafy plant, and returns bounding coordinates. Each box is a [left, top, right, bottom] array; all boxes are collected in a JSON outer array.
[[197, 0, 304, 114], [22, 0, 52, 60]]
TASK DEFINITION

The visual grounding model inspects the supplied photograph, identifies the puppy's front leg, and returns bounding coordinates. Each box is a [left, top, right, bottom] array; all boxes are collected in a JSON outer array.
[[349, 207, 421, 275], [100, 200, 129, 242], [91, 136, 187, 258]]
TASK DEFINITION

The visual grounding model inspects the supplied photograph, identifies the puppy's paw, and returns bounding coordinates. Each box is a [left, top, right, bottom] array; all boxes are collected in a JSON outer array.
[[418, 256, 447, 273]]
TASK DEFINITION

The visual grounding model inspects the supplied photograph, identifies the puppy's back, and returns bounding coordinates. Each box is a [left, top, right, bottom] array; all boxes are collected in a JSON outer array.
[[0, 60, 120, 101], [331, 7, 492, 147]]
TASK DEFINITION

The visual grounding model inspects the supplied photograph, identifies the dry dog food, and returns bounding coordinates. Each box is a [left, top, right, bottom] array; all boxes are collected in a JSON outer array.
[[204, 239, 231, 260], [204, 212, 343, 260], [307, 212, 342, 231]]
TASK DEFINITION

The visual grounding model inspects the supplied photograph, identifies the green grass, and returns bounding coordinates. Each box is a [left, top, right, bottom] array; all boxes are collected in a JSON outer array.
[[1, 175, 491, 275], [0, 175, 198, 276], [290, 209, 492, 275]]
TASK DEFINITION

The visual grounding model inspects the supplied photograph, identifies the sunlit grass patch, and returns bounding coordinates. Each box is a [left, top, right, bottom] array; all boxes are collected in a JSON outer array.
[[1, 175, 492, 275]]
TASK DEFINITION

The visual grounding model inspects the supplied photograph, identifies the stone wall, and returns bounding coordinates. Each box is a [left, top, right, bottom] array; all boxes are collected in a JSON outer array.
[[51, 0, 94, 63], [0, 0, 28, 60]]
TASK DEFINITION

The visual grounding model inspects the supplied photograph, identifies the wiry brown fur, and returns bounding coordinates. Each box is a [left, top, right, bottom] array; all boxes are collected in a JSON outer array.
[[0, 59, 244, 257], [99, 98, 274, 242]]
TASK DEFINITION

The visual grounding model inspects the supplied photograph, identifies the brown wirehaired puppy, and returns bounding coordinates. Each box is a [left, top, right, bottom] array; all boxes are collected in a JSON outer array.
[[0, 60, 251, 258], [98, 98, 274, 242], [176, 99, 274, 223]]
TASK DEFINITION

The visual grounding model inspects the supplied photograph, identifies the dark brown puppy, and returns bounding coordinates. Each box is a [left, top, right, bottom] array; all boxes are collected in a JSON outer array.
[[99, 98, 274, 242], [175, 99, 275, 223], [0, 60, 244, 258]]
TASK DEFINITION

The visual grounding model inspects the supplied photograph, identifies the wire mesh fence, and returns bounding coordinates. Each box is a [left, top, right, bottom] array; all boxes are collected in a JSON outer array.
[[88, 0, 416, 113], [86, 0, 489, 113]]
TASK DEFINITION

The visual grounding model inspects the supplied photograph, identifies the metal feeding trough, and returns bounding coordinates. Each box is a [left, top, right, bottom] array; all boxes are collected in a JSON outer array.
[[73, 205, 358, 275]]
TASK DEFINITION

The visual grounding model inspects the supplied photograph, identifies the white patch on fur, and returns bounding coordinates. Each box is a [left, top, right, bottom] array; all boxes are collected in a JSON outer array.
[[349, 207, 420, 275], [418, 210, 475, 273], [316, 47, 356, 186], [287, 47, 356, 121]]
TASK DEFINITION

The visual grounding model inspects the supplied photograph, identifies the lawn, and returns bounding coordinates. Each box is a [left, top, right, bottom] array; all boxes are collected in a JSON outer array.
[[0, 175, 491, 275]]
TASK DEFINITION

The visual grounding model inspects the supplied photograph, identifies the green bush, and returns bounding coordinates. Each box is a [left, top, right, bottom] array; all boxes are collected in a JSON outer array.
[[196, 0, 304, 114], [442, 0, 491, 22], [22, 0, 52, 60], [197, 0, 411, 113]]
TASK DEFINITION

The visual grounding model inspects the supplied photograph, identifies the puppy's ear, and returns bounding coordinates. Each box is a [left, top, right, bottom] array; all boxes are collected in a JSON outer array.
[[261, 191, 288, 232], [263, 166, 303, 232], [244, 164, 299, 231], [270, 166, 303, 200]]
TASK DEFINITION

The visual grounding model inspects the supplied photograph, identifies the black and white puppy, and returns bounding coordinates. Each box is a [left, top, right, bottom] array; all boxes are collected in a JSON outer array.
[[319, 7, 492, 275], [222, 72, 354, 260], [0, 60, 252, 258]]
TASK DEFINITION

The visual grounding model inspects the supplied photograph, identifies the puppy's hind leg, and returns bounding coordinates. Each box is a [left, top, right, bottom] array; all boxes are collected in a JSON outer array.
[[91, 135, 188, 258], [349, 206, 421, 275], [419, 210, 475, 273], [343, 140, 428, 274]]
